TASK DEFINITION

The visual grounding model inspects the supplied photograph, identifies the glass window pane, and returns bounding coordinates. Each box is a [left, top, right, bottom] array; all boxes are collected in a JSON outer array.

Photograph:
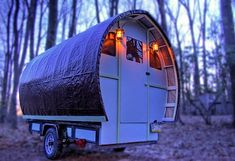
[[150, 49, 162, 70], [101, 32, 116, 56], [160, 46, 172, 66], [126, 36, 143, 63]]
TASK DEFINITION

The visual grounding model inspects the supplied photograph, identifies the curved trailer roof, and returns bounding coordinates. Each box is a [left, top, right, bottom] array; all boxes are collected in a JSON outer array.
[[19, 10, 179, 122]]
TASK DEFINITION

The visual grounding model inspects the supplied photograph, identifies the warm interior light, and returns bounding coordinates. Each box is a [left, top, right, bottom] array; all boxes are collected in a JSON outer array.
[[116, 28, 124, 40], [106, 32, 115, 40], [152, 42, 159, 52]]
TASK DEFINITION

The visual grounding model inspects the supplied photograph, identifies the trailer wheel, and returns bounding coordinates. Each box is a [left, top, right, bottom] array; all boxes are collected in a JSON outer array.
[[44, 128, 62, 159]]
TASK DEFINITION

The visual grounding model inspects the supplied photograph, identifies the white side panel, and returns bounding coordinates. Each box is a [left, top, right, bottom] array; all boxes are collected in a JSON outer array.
[[149, 68, 166, 87], [119, 123, 147, 143], [99, 77, 118, 145], [120, 65, 148, 122], [100, 54, 118, 76], [31, 123, 40, 131], [148, 87, 167, 141], [75, 129, 96, 142], [149, 87, 167, 122], [123, 21, 146, 41]]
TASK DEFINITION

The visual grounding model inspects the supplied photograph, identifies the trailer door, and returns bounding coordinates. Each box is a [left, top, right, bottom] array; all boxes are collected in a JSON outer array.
[[119, 35, 148, 143], [120, 36, 147, 123]]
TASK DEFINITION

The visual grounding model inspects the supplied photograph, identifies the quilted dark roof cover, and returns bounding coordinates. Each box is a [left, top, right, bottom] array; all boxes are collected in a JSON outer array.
[[19, 10, 171, 119]]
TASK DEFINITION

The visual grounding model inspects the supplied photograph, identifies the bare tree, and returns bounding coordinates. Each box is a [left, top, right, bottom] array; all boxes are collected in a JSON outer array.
[[0, 0, 14, 123], [198, 0, 208, 92], [179, 0, 200, 96], [35, 0, 47, 57], [29, 0, 37, 60], [133, 0, 137, 9], [220, 0, 235, 127], [157, 0, 168, 35], [128, 0, 137, 10], [8, 0, 37, 128], [9, 0, 19, 128], [45, 0, 58, 49], [68, 0, 77, 38], [109, 0, 119, 17], [166, 2, 185, 124], [61, 0, 67, 41], [95, 0, 100, 23]]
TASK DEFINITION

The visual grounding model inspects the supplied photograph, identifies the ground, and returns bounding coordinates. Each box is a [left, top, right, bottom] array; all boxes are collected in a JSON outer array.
[[0, 116, 235, 161]]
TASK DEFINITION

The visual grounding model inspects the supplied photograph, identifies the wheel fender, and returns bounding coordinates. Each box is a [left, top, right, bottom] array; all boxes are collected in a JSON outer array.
[[41, 124, 60, 138]]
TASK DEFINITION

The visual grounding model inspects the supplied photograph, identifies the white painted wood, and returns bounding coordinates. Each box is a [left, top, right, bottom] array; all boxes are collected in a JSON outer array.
[[120, 22, 148, 123], [31, 123, 40, 131], [149, 88, 167, 122], [99, 53, 118, 76], [75, 129, 96, 142], [98, 17, 179, 144], [119, 123, 147, 143], [99, 77, 118, 145], [149, 68, 167, 86]]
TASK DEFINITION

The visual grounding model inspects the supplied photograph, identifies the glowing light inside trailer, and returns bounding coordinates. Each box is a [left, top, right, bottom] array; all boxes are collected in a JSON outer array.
[[116, 28, 124, 40], [152, 42, 159, 52]]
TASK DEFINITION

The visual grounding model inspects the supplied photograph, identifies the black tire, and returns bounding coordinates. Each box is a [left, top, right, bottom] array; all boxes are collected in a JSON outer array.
[[44, 128, 62, 160], [113, 147, 126, 152]]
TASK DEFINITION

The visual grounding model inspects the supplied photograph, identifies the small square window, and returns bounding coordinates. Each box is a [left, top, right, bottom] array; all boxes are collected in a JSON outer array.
[[126, 36, 143, 63], [101, 32, 116, 56]]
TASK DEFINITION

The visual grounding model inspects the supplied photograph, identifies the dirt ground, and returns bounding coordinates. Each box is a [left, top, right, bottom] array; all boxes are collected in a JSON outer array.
[[0, 115, 235, 161]]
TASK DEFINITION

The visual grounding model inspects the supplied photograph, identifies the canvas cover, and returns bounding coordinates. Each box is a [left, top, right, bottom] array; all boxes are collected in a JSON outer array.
[[19, 10, 177, 119]]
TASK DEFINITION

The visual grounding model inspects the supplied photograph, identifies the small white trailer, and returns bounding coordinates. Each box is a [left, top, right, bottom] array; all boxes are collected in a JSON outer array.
[[20, 10, 179, 159]]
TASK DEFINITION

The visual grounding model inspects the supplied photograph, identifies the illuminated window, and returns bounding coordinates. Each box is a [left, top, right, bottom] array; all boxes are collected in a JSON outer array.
[[101, 32, 116, 56], [149, 41, 161, 70], [126, 36, 143, 63], [161, 46, 172, 66]]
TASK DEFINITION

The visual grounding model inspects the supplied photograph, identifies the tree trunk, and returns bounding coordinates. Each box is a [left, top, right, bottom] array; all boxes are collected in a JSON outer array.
[[9, 0, 37, 128], [95, 0, 100, 23], [200, 0, 208, 92], [9, 0, 19, 129], [180, 0, 200, 96], [220, 0, 235, 127], [61, 14, 67, 41], [45, 0, 58, 49], [166, 2, 184, 124], [157, 0, 168, 35], [133, 0, 137, 10], [68, 0, 77, 38], [29, 0, 38, 60], [109, 0, 119, 17], [0, 0, 14, 123], [35, 0, 46, 56]]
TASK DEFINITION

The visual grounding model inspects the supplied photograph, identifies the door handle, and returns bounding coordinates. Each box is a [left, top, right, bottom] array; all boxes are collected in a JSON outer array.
[[146, 72, 150, 76]]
